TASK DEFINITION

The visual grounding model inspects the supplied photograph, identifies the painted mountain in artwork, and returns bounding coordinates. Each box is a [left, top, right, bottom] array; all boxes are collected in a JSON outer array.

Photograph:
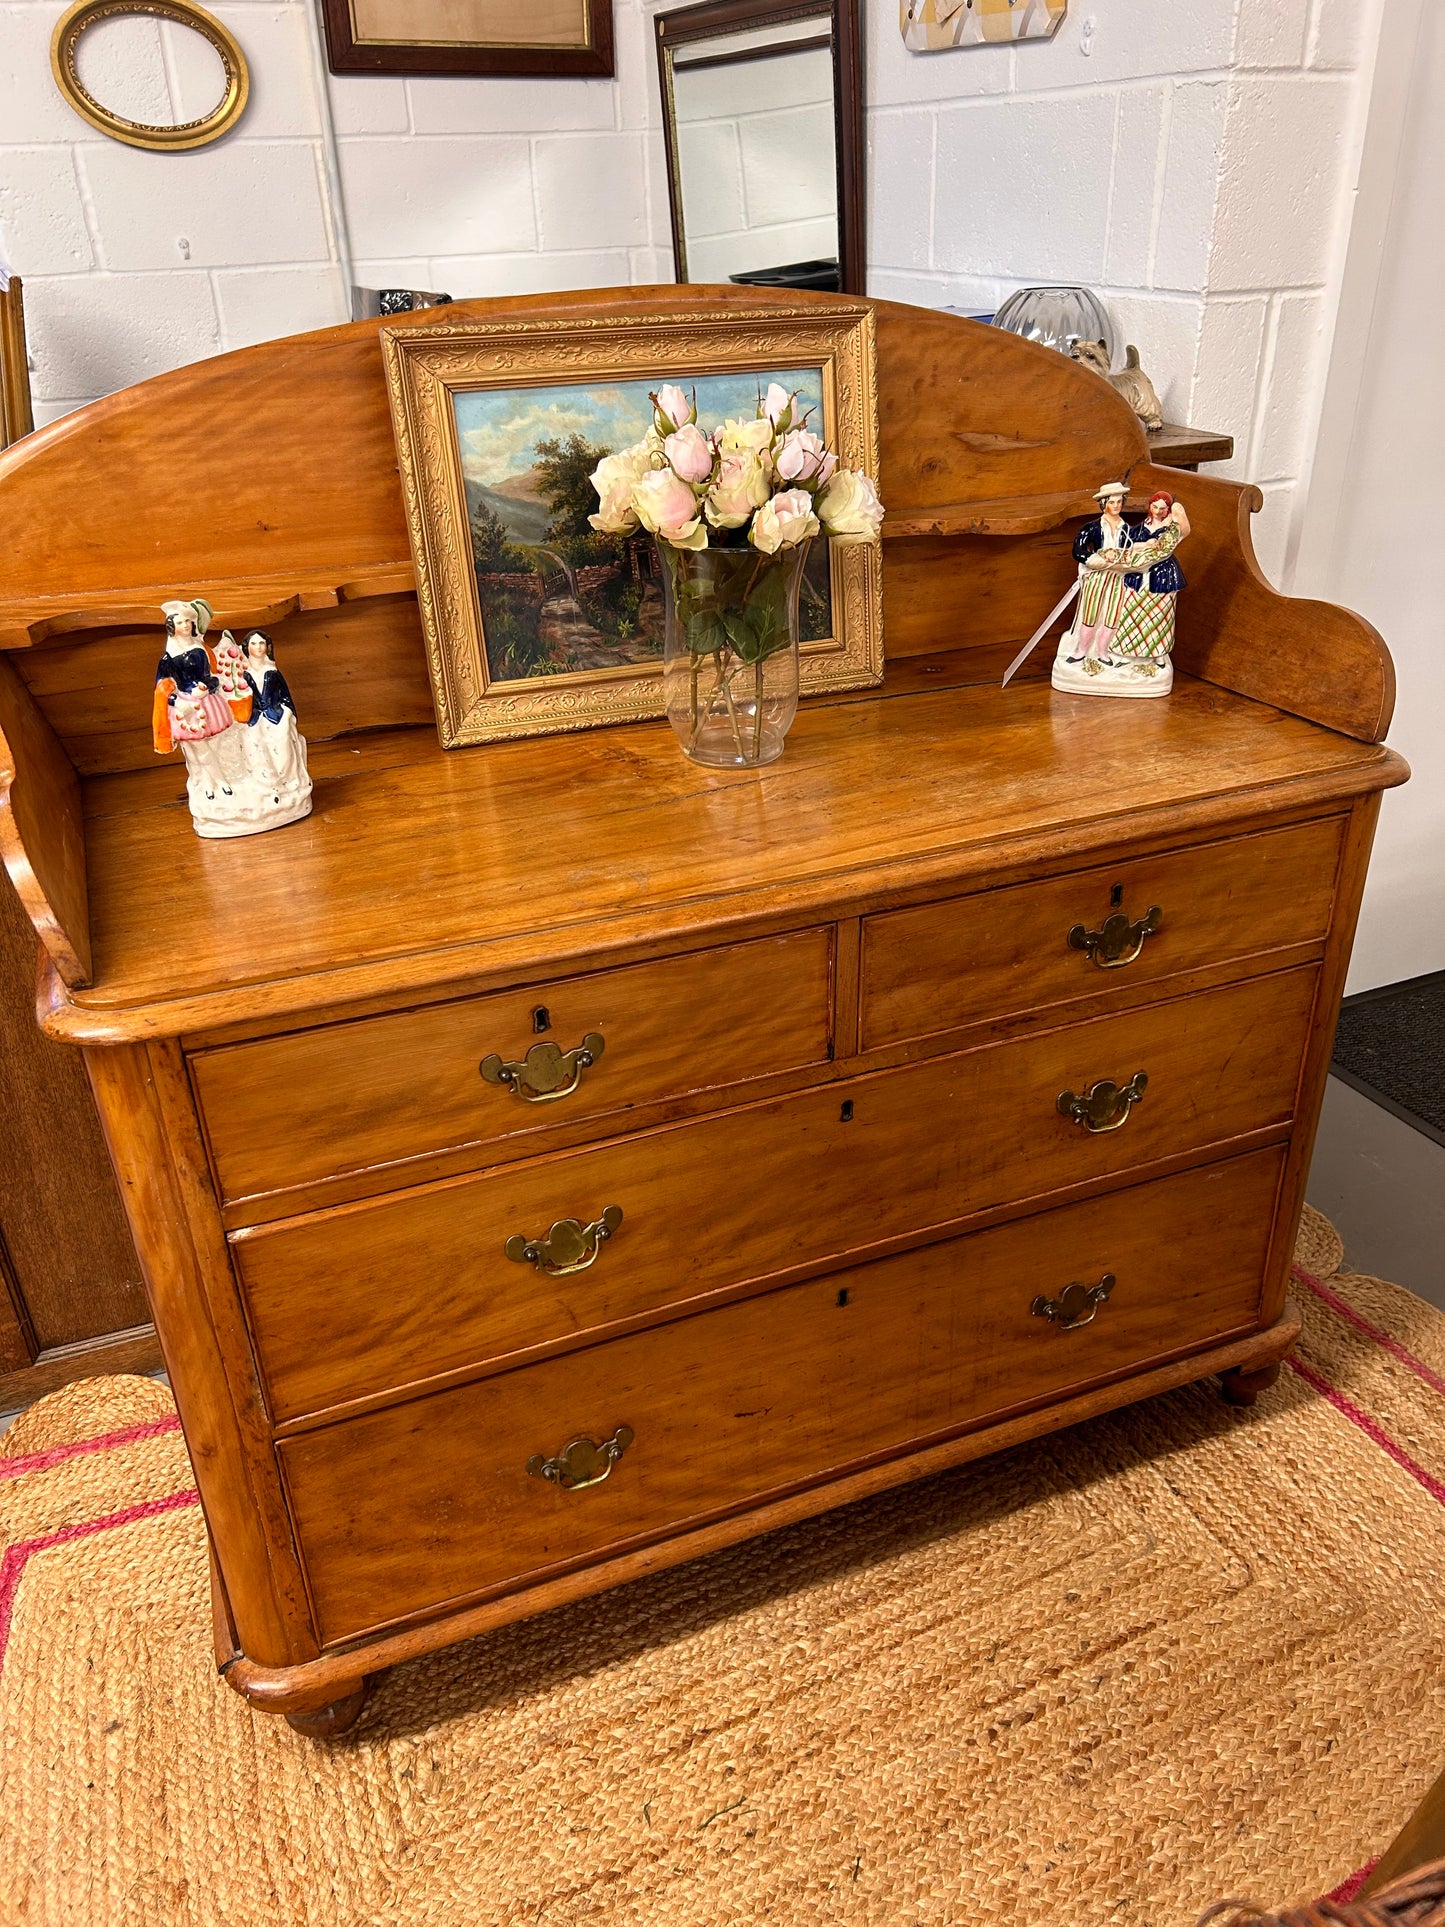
[[464, 474, 551, 546]]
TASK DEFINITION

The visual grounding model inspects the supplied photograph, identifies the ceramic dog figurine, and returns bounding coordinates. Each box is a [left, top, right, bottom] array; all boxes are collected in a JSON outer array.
[[1071, 339, 1165, 431]]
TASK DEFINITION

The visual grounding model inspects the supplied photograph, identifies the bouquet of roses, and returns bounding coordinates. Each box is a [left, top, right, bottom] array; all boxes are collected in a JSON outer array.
[[587, 380, 884, 553]]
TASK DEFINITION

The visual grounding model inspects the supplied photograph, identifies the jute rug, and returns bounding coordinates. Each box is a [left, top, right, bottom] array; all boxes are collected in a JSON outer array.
[[2, 1208, 1441, 1927]]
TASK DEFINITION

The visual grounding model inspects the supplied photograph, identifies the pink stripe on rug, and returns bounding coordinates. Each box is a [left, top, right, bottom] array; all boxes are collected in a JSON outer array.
[[1292, 1262, 1445, 1400], [0, 1414, 182, 1482], [1326, 1859, 1379, 1904], [0, 1487, 199, 1669], [1286, 1356, 1445, 1507]]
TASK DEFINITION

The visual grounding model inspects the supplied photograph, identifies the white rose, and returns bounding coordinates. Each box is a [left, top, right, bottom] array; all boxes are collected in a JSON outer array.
[[750, 487, 819, 554], [716, 415, 776, 460], [632, 465, 708, 550], [705, 450, 772, 529], [818, 467, 884, 541], [588, 439, 652, 534]]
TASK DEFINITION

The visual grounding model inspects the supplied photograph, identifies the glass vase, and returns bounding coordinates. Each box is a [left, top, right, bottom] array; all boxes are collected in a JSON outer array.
[[657, 539, 805, 769], [993, 285, 1121, 368]]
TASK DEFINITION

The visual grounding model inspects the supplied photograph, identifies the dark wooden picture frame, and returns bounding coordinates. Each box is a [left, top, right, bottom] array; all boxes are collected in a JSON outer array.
[[655, 0, 864, 296], [319, 0, 614, 77]]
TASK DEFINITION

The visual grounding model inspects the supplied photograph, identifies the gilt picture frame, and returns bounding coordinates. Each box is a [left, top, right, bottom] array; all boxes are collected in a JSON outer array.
[[381, 302, 883, 749]]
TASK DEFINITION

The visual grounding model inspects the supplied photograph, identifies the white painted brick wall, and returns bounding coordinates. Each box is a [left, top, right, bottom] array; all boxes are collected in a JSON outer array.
[[862, 0, 1382, 586], [1, 0, 349, 424], [0, 0, 1381, 589]]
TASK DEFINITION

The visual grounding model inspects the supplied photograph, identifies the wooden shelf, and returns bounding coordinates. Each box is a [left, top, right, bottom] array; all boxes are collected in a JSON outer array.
[[1148, 422, 1235, 470], [884, 488, 1144, 540], [881, 427, 1234, 538], [0, 560, 416, 650]]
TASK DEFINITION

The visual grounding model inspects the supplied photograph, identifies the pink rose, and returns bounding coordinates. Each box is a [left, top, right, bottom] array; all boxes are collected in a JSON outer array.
[[632, 465, 707, 550], [775, 427, 835, 487], [663, 422, 714, 484], [653, 383, 696, 433], [763, 382, 796, 431], [705, 450, 772, 529], [750, 487, 819, 554]]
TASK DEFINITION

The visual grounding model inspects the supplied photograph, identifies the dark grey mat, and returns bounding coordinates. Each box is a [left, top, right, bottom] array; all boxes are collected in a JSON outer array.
[[1332, 969, 1445, 1147]]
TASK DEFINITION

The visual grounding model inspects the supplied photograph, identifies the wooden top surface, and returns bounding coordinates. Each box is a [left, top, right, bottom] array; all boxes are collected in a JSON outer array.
[[58, 663, 1404, 1043], [1147, 423, 1235, 468]]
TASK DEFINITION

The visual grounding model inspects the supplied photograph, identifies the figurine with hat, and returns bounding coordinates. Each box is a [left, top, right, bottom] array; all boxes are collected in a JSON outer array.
[[152, 596, 312, 838], [1000, 477, 1193, 698], [1057, 480, 1136, 679], [1048, 479, 1191, 699]]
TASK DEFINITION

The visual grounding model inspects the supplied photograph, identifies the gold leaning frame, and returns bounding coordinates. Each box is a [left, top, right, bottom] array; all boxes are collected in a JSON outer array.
[[381, 302, 883, 749], [50, 0, 250, 152]]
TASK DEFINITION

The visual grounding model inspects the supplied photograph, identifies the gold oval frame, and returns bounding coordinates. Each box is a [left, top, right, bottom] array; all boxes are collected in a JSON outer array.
[[50, 0, 249, 152]]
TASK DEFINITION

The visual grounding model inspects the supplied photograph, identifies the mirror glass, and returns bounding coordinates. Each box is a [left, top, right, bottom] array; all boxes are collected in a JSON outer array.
[[662, 10, 841, 291]]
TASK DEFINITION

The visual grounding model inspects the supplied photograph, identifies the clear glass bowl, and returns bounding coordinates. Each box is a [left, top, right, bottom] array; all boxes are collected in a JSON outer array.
[[993, 286, 1121, 369]]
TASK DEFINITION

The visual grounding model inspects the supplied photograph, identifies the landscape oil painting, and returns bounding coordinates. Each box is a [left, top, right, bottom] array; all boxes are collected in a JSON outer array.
[[452, 367, 835, 686]]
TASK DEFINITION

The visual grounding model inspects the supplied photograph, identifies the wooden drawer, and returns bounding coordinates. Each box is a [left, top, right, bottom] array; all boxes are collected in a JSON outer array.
[[192, 927, 835, 1206], [278, 1146, 1283, 1645], [237, 966, 1316, 1423], [859, 817, 1343, 1051]]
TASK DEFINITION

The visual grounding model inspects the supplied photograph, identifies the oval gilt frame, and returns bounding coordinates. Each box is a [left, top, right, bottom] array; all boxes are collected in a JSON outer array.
[[50, 0, 250, 152]]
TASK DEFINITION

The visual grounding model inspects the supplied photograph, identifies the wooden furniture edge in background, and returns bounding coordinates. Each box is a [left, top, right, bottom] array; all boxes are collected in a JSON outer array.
[[1148, 422, 1234, 471], [0, 275, 34, 451], [0, 1322, 161, 1415]]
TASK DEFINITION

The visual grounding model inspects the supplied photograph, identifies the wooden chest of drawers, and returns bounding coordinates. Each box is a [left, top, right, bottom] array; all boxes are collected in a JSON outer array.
[[0, 288, 1406, 1732]]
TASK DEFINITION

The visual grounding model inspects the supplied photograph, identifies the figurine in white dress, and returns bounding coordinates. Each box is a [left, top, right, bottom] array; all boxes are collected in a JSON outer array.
[[242, 631, 312, 819], [152, 602, 311, 837]]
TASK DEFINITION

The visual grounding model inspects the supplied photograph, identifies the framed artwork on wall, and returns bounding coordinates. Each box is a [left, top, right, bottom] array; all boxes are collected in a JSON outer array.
[[319, 0, 614, 76], [381, 302, 882, 747]]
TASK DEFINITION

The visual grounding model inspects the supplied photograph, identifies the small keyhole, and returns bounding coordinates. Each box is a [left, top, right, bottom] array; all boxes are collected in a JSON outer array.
[[532, 1005, 551, 1033], [837, 1288, 850, 1307], [840, 1100, 854, 1122], [1110, 884, 1124, 908]]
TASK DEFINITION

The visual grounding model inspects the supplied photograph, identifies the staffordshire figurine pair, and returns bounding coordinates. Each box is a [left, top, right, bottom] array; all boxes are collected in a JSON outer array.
[[153, 598, 312, 837], [1051, 482, 1190, 699]]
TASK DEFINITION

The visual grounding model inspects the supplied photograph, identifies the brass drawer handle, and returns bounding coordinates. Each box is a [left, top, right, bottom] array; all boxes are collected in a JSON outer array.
[[1057, 1071, 1148, 1133], [1032, 1273, 1115, 1331], [1068, 906, 1162, 969], [527, 1425, 634, 1491], [505, 1205, 622, 1276], [480, 1031, 605, 1103]]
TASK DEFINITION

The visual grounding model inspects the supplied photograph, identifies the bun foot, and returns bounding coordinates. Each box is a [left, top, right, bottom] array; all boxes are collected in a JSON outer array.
[[1220, 1361, 1282, 1407], [284, 1679, 371, 1738]]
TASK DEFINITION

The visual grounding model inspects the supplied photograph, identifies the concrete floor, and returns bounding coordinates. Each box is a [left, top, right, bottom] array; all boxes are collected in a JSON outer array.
[[1306, 1073, 1445, 1310], [1, 1077, 1436, 1439]]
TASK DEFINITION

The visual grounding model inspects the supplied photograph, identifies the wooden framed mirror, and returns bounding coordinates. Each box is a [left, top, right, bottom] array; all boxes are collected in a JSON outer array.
[[655, 0, 863, 295]]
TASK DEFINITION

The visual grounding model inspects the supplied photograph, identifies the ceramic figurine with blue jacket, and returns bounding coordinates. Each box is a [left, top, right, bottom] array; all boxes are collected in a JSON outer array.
[[1052, 484, 1190, 699], [242, 630, 311, 818], [152, 601, 311, 837]]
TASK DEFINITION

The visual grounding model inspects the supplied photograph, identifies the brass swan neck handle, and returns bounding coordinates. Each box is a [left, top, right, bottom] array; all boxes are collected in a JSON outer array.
[[527, 1426, 634, 1491], [505, 1206, 623, 1277], [1031, 1274, 1116, 1330], [481, 1031, 605, 1103], [1057, 1071, 1148, 1133], [1068, 905, 1162, 968]]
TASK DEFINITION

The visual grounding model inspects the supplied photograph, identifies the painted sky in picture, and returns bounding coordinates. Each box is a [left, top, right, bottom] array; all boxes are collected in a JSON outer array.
[[453, 366, 825, 498]]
